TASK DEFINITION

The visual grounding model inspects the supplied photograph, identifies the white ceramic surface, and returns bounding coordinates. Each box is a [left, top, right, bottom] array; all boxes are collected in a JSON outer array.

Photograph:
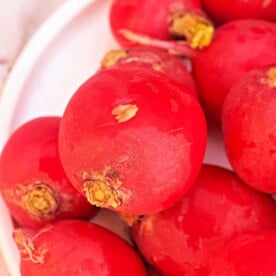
[[0, 0, 231, 275]]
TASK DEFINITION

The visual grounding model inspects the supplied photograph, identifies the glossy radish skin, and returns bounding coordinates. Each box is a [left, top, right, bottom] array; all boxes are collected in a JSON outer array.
[[110, 0, 214, 49], [14, 220, 147, 276], [193, 19, 276, 121], [210, 231, 276, 275], [101, 46, 198, 97], [201, 0, 276, 24], [0, 117, 96, 229], [132, 165, 276, 276], [222, 66, 276, 193], [59, 68, 207, 215]]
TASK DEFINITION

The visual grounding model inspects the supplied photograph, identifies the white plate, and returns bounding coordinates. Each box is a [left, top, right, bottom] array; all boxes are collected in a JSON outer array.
[[0, 0, 231, 275]]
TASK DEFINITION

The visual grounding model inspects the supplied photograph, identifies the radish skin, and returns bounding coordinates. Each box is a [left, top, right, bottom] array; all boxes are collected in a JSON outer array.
[[222, 66, 276, 193], [193, 19, 276, 121], [201, 0, 276, 24]]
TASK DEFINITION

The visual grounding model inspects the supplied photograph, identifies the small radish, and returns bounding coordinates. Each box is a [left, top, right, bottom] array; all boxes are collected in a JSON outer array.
[[201, 0, 276, 24], [222, 66, 276, 194], [113, 20, 276, 121], [131, 165, 276, 275], [101, 46, 197, 97], [193, 19, 276, 120], [14, 220, 147, 276], [109, 0, 214, 50], [0, 117, 96, 229], [59, 67, 207, 215], [210, 231, 276, 276]]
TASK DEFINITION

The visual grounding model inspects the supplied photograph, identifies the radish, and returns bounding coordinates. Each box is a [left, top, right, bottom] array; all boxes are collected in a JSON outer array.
[[193, 19, 276, 120], [109, 0, 214, 49], [131, 165, 276, 275], [14, 220, 147, 276], [113, 20, 276, 121], [201, 0, 276, 24], [0, 117, 96, 229], [59, 67, 207, 215], [101, 46, 197, 97], [210, 231, 276, 275], [222, 66, 276, 193]]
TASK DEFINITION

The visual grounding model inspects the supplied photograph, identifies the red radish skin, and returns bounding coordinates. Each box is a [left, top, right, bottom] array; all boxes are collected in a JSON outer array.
[[0, 117, 96, 229], [192, 19, 276, 121], [222, 66, 276, 193], [59, 68, 207, 215], [131, 165, 276, 276], [201, 0, 276, 24], [210, 231, 276, 275], [14, 220, 147, 276], [110, 0, 214, 49], [101, 46, 198, 97]]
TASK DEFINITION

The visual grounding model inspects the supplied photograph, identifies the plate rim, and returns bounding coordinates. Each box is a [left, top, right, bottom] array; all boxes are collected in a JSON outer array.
[[0, 1, 97, 275], [0, 0, 96, 149]]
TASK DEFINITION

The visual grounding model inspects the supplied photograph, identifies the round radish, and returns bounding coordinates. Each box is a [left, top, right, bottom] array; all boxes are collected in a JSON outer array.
[[101, 46, 197, 97], [201, 0, 276, 24], [109, 0, 214, 49], [131, 165, 276, 275], [59, 67, 207, 215], [210, 231, 276, 275], [0, 117, 96, 229], [193, 19, 276, 121], [222, 66, 276, 193], [14, 220, 147, 276]]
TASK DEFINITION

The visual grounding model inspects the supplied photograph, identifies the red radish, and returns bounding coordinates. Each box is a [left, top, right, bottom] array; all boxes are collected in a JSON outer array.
[[14, 220, 147, 276], [59, 67, 207, 215], [201, 0, 276, 24], [131, 165, 276, 276], [210, 231, 276, 275], [101, 46, 198, 97], [222, 66, 276, 194], [109, 0, 214, 49], [193, 19, 276, 121], [0, 117, 96, 229]]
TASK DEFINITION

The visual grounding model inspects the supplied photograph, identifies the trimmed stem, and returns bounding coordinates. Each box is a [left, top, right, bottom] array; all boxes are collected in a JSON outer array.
[[83, 180, 122, 208], [101, 49, 128, 68], [169, 11, 214, 49], [119, 29, 198, 58], [268, 67, 276, 87], [22, 183, 59, 219]]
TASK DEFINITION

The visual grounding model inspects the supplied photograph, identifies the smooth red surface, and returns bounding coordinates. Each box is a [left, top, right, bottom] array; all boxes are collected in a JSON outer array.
[[17, 220, 147, 276], [59, 68, 207, 215], [193, 19, 276, 121], [132, 165, 276, 275], [201, 0, 276, 24], [222, 66, 276, 193], [0, 117, 96, 229], [102, 46, 198, 97], [110, 0, 201, 47], [210, 231, 276, 275]]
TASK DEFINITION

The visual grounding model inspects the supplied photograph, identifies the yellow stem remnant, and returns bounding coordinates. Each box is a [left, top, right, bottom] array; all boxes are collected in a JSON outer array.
[[268, 67, 276, 87], [22, 183, 59, 219], [101, 49, 128, 68], [169, 11, 214, 49], [112, 104, 139, 123], [83, 180, 122, 208]]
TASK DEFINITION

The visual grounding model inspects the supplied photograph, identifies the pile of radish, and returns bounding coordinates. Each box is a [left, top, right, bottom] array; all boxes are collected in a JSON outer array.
[[0, 0, 276, 275]]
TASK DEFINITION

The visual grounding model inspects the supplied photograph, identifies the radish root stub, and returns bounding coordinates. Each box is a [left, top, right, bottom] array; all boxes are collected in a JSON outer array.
[[169, 11, 214, 49]]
